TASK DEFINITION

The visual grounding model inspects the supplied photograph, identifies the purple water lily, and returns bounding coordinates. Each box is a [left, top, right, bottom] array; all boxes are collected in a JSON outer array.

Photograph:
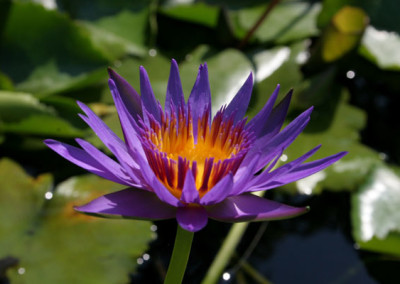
[[45, 60, 346, 232]]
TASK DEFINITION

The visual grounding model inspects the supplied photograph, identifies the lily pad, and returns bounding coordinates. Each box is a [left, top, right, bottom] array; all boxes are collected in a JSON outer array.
[[351, 165, 400, 256], [80, 9, 149, 60], [359, 26, 400, 70], [320, 6, 368, 62], [16, 61, 108, 98], [0, 91, 85, 137], [318, 0, 400, 33], [234, 2, 321, 44], [159, 2, 219, 28], [0, 2, 108, 83], [0, 158, 153, 284]]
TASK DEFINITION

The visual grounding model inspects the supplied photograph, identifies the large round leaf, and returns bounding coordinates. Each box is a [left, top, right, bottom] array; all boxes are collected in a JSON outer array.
[[351, 165, 400, 256], [0, 159, 153, 284]]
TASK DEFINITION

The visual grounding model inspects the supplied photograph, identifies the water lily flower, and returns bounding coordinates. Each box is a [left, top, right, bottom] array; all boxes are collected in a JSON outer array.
[[45, 60, 346, 232]]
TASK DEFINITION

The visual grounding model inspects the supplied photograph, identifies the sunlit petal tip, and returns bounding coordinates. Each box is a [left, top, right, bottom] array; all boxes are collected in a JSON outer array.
[[171, 58, 178, 67]]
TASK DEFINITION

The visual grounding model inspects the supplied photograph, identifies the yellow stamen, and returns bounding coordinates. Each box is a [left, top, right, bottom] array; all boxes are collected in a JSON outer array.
[[143, 108, 249, 199]]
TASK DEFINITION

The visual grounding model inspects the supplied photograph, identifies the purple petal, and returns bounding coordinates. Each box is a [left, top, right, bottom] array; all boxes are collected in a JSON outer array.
[[243, 107, 313, 172], [245, 84, 280, 138], [75, 188, 176, 220], [108, 145, 146, 187], [246, 145, 322, 192], [75, 138, 135, 186], [44, 139, 128, 185], [76, 101, 139, 169], [200, 173, 233, 205], [176, 206, 208, 232], [165, 59, 185, 115], [180, 171, 200, 204], [140, 66, 161, 122], [224, 73, 253, 124], [259, 89, 293, 141], [188, 63, 211, 140], [108, 79, 145, 156], [258, 151, 348, 190], [207, 194, 308, 222], [230, 153, 260, 196], [107, 68, 142, 121]]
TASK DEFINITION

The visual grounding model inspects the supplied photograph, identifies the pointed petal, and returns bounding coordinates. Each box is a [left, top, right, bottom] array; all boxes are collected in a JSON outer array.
[[245, 84, 280, 138], [224, 73, 253, 124], [200, 174, 233, 205], [108, 79, 145, 156], [165, 59, 185, 115], [260, 89, 293, 140], [107, 68, 142, 120], [77, 101, 125, 150], [246, 145, 322, 192], [230, 153, 260, 196], [207, 194, 308, 222], [188, 63, 211, 140], [243, 107, 313, 172], [140, 66, 161, 122], [75, 138, 135, 186], [176, 206, 208, 232], [76, 101, 139, 170], [75, 189, 176, 220], [44, 139, 128, 185], [108, 145, 145, 187], [263, 151, 348, 189], [181, 171, 200, 204]]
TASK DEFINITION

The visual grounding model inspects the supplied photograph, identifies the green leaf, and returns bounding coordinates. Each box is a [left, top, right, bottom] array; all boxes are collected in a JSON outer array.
[[0, 71, 14, 91], [0, 159, 153, 284], [16, 61, 108, 98], [234, 2, 321, 44], [359, 26, 400, 70], [318, 0, 400, 33], [320, 6, 368, 62], [0, 158, 51, 253], [159, 2, 219, 28], [80, 9, 149, 60], [1, 2, 108, 83], [352, 165, 400, 256], [0, 91, 85, 137]]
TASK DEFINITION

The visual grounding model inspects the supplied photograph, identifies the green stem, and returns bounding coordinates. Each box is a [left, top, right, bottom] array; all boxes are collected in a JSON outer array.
[[238, 0, 282, 49], [201, 222, 249, 284], [201, 191, 265, 284], [164, 225, 194, 284]]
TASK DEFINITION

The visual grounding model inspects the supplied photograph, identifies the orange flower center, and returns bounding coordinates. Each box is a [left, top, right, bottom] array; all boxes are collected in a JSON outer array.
[[141, 107, 251, 199]]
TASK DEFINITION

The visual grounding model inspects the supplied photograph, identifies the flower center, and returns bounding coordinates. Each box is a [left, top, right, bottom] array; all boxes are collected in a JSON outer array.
[[140, 107, 251, 199]]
